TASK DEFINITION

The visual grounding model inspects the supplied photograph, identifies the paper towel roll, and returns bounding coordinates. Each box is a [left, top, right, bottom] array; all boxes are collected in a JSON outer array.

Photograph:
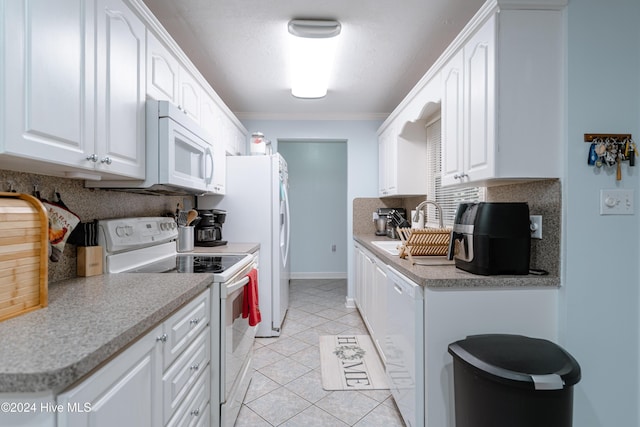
[[411, 210, 425, 229]]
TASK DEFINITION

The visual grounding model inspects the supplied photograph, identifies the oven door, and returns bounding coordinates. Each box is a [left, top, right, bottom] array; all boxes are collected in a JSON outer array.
[[220, 260, 258, 407]]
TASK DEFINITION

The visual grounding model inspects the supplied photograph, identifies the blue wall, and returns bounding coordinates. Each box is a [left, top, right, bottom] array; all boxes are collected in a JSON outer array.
[[278, 140, 348, 278], [564, 0, 640, 424], [241, 119, 381, 297]]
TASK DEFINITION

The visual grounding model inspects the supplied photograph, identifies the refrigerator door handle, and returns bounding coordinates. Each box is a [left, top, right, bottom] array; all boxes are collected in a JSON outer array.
[[282, 181, 291, 266]]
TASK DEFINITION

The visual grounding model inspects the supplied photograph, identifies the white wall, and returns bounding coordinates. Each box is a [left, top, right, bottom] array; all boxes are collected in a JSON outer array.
[[278, 140, 348, 278], [241, 120, 381, 300], [564, 0, 640, 425]]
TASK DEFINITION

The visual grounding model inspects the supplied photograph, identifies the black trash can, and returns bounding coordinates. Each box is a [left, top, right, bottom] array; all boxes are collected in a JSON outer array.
[[448, 334, 581, 427]]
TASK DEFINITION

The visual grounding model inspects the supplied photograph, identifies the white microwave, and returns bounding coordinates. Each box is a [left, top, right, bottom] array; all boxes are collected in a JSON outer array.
[[87, 100, 215, 195]]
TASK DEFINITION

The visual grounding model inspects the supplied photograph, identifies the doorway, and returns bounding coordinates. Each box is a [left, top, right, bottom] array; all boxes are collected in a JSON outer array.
[[278, 140, 347, 278]]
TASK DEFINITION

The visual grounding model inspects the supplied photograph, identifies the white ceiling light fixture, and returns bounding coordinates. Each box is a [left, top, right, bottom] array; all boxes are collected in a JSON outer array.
[[288, 19, 341, 99]]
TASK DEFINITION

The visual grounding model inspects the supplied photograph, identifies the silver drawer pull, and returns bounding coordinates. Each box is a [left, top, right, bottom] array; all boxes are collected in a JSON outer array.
[[190, 318, 200, 326], [156, 333, 167, 343], [100, 156, 112, 165], [86, 154, 98, 163], [190, 409, 200, 417], [190, 364, 200, 371]]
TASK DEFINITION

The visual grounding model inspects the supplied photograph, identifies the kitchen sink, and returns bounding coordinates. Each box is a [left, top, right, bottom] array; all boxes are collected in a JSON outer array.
[[371, 240, 454, 265], [371, 240, 402, 256]]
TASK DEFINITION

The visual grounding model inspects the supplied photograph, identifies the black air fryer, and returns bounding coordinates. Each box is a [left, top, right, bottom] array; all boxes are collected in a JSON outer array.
[[448, 202, 530, 275]]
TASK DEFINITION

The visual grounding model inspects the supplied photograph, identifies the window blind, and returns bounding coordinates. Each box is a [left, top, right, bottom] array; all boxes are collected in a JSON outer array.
[[425, 119, 484, 227]]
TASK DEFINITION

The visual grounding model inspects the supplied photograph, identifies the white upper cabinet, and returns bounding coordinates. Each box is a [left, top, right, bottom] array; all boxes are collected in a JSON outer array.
[[147, 30, 180, 104], [378, 121, 428, 197], [1, 0, 145, 180], [441, 7, 564, 187], [178, 69, 202, 125], [95, 0, 146, 179], [441, 50, 464, 185], [441, 17, 495, 187], [1, 0, 94, 175], [201, 94, 225, 194], [1, 0, 248, 184], [380, 0, 565, 190]]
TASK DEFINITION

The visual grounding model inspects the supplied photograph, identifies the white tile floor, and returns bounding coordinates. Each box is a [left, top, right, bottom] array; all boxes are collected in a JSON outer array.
[[236, 279, 406, 427]]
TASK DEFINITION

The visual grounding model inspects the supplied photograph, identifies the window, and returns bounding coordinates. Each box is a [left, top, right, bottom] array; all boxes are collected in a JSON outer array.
[[424, 118, 484, 228]]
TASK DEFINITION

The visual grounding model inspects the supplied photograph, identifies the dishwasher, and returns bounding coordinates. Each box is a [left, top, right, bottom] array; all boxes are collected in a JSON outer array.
[[385, 266, 425, 427]]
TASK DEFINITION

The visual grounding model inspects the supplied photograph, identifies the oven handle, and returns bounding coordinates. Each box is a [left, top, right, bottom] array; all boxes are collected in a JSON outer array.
[[226, 275, 250, 295]]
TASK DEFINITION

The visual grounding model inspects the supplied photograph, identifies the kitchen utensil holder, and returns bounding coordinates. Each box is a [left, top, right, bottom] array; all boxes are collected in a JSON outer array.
[[177, 226, 194, 252], [397, 227, 451, 264]]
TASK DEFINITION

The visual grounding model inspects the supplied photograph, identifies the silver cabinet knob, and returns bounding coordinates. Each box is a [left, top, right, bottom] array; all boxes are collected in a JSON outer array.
[[189, 364, 200, 371], [101, 156, 112, 165], [156, 333, 167, 343], [86, 154, 98, 162], [190, 409, 200, 417], [189, 318, 200, 326]]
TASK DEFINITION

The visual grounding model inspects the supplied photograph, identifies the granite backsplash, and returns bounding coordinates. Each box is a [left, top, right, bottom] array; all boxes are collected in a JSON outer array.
[[1, 169, 190, 283], [353, 179, 561, 276]]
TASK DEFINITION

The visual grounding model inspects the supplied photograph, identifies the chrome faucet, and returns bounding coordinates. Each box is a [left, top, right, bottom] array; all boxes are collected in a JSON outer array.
[[413, 200, 444, 228]]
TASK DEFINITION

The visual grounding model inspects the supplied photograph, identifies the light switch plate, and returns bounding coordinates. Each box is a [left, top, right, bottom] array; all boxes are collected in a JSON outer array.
[[600, 189, 634, 215]]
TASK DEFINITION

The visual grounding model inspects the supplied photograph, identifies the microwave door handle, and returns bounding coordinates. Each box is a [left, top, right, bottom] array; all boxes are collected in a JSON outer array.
[[204, 146, 214, 185]]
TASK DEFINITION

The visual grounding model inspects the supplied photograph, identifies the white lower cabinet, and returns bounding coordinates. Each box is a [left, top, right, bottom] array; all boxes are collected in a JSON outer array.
[[353, 244, 387, 362], [57, 324, 163, 427], [57, 290, 211, 427], [354, 241, 559, 427]]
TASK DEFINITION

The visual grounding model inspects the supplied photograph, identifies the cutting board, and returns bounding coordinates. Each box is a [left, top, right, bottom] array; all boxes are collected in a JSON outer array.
[[0, 192, 48, 322]]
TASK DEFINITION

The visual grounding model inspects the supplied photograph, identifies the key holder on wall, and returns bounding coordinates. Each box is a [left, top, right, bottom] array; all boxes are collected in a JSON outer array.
[[585, 133, 636, 181]]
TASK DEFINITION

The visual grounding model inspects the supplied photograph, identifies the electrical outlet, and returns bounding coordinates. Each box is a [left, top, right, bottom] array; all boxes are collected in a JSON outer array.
[[529, 215, 542, 239], [600, 189, 634, 215]]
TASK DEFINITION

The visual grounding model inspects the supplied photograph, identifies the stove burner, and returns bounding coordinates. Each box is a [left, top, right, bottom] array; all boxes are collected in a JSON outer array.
[[192, 256, 224, 273], [175, 254, 248, 274]]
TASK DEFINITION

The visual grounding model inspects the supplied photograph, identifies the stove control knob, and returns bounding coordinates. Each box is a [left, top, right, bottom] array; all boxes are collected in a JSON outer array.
[[116, 226, 126, 237], [125, 226, 134, 236], [160, 223, 167, 231]]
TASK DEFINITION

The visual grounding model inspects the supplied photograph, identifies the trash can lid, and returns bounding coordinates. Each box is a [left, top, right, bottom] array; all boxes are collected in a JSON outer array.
[[448, 334, 581, 390]]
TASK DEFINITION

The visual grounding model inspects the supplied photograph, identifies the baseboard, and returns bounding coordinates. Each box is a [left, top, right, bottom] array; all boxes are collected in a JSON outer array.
[[290, 272, 347, 280]]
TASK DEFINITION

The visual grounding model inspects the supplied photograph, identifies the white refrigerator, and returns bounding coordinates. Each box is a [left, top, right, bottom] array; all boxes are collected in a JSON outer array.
[[199, 154, 290, 337]]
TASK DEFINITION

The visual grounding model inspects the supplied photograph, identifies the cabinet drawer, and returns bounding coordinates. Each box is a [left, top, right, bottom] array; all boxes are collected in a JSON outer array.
[[163, 327, 210, 424], [166, 364, 211, 427], [164, 291, 210, 369]]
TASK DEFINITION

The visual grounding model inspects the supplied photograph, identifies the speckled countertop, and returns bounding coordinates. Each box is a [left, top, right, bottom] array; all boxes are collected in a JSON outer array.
[[0, 273, 212, 394], [354, 234, 560, 289]]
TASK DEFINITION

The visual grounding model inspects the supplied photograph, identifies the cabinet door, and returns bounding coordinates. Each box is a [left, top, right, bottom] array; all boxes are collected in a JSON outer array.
[[378, 127, 397, 196], [463, 16, 495, 182], [57, 325, 163, 427], [179, 70, 202, 125], [201, 96, 225, 194], [95, 0, 146, 178], [441, 50, 464, 187], [1, 0, 94, 170], [163, 291, 210, 370], [372, 261, 387, 363], [147, 31, 179, 103]]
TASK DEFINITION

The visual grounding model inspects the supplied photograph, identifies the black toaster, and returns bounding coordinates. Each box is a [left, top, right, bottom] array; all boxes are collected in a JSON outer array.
[[447, 202, 531, 275]]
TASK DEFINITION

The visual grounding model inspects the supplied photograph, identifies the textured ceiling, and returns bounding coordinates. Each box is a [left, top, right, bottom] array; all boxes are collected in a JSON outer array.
[[142, 0, 485, 120]]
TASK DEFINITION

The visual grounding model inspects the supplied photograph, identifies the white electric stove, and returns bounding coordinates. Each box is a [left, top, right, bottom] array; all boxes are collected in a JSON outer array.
[[97, 217, 257, 427]]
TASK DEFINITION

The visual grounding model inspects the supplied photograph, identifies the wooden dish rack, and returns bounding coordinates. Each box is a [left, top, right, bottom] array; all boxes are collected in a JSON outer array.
[[397, 227, 452, 265]]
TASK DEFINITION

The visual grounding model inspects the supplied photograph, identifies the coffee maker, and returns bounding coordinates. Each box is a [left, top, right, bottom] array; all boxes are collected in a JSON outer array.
[[194, 209, 227, 246]]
